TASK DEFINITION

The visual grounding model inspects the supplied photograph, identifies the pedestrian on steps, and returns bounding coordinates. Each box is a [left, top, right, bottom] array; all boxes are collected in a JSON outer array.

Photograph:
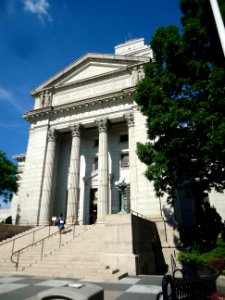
[[57, 213, 65, 234]]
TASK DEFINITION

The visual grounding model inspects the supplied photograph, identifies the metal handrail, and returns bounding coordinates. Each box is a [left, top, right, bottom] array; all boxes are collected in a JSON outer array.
[[11, 214, 96, 270], [11, 226, 60, 270], [0, 224, 51, 255], [130, 209, 150, 220]]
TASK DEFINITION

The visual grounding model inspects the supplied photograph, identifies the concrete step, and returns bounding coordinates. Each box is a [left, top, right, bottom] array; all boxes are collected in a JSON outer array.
[[0, 223, 128, 280], [19, 264, 128, 280], [44, 254, 102, 263], [24, 264, 104, 272], [18, 268, 128, 280]]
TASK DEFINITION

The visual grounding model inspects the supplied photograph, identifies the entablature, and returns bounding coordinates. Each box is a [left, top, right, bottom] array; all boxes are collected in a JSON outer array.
[[23, 86, 136, 123]]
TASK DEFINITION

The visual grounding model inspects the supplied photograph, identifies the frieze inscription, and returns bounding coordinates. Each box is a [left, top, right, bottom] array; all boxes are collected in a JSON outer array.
[[53, 75, 131, 106]]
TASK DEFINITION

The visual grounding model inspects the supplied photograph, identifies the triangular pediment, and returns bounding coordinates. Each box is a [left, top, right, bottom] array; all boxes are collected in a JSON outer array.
[[31, 53, 149, 95], [59, 61, 126, 86]]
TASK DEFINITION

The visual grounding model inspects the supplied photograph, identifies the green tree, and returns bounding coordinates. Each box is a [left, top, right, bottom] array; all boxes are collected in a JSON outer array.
[[135, 0, 225, 248], [0, 151, 18, 204]]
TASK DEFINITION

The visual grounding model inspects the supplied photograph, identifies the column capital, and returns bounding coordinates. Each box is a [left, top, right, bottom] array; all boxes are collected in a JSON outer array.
[[124, 113, 134, 127], [70, 124, 82, 137], [47, 127, 57, 142], [96, 118, 108, 132]]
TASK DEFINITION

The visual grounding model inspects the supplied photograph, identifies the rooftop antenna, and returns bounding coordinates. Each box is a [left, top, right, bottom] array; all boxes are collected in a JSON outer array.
[[125, 32, 133, 43], [128, 31, 132, 41]]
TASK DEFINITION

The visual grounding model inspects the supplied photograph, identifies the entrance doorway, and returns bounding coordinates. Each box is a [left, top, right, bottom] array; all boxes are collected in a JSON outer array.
[[89, 188, 98, 224]]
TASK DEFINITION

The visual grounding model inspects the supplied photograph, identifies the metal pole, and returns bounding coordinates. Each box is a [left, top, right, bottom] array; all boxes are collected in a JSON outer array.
[[59, 232, 62, 248], [16, 252, 20, 271], [73, 224, 75, 240], [119, 188, 126, 214], [41, 240, 44, 260], [12, 239, 15, 255], [164, 220, 168, 242], [209, 0, 225, 57], [32, 231, 35, 245], [115, 179, 129, 214]]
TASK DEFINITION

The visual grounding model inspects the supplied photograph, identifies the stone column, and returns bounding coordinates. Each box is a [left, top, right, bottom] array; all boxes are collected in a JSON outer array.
[[124, 113, 137, 211], [96, 119, 109, 222], [66, 124, 82, 224], [39, 127, 57, 225]]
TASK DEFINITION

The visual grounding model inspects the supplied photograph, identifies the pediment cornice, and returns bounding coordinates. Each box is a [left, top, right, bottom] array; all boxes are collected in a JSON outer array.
[[23, 86, 136, 122], [31, 53, 149, 96]]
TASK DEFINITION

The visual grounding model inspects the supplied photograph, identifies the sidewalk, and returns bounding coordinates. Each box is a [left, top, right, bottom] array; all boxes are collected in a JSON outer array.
[[0, 274, 163, 300], [0, 273, 224, 300]]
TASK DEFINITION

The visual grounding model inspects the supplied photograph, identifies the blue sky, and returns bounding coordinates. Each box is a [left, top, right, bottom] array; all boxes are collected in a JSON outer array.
[[0, 0, 182, 163]]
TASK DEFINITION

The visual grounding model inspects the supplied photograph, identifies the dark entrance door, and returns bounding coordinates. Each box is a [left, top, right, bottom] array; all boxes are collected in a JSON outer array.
[[89, 188, 97, 224]]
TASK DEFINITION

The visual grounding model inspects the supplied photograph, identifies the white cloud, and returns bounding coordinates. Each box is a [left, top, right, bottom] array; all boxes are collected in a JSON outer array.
[[23, 0, 51, 22], [0, 87, 12, 99], [0, 87, 26, 112], [0, 122, 22, 129]]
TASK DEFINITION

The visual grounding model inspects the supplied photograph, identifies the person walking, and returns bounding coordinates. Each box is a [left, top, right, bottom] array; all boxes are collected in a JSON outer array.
[[57, 213, 65, 234]]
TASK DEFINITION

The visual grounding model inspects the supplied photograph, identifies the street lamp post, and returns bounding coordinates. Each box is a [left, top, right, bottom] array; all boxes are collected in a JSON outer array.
[[115, 178, 129, 214], [209, 0, 225, 57]]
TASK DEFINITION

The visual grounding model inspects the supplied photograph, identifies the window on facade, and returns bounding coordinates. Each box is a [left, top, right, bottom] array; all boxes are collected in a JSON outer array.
[[94, 139, 99, 147], [121, 154, 129, 167], [93, 157, 98, 171], [120, 134, 128, 143]]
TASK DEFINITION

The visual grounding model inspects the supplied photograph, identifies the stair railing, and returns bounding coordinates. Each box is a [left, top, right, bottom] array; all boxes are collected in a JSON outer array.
[[11, 214, 96, 271], [0, 224, 51, 255], [130, 209, 150, 220]]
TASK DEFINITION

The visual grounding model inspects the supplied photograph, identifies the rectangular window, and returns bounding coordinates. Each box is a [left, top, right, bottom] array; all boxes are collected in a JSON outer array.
[[121, 154, 129, 167], [94, 139, 99, 147], [93, 157, 98, 171], [120, 134, 128, 143]]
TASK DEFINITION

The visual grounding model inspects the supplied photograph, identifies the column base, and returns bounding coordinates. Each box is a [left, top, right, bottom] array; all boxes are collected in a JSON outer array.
[[66, 216, 76, 225], [118, 210, 127, 215], [96, 217, 106, 224], [38, 221, 50, 226]]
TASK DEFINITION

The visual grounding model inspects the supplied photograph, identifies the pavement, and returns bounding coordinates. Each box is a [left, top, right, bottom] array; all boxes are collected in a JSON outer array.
[[0, 274, 225, 300], [0, 274, 163, 300]]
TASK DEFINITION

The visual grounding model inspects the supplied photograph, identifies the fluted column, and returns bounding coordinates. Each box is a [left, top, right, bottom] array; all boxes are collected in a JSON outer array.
[[96, 119, 109, 222], [66, 124, 82, 224], [124, 113, 137, 211], [39, 127, 57, 225]]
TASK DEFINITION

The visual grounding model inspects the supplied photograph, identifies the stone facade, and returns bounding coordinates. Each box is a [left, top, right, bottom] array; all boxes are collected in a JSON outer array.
[[11, 39, 163, 226], [11, 38, 225, 228]]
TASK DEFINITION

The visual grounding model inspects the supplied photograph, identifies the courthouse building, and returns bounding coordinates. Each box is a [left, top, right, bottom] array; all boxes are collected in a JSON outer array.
[[11, 38, 225, 229], [11, 38, 162, 226]]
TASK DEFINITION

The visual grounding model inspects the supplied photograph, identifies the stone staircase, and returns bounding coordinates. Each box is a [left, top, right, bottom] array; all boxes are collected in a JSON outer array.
[[0, 225, 58, 273], [0, 224, 128, 280]]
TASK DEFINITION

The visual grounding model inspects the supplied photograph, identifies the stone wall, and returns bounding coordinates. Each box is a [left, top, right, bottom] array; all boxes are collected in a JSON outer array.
[[0, 224, 32, 241], [103, 214, 168, 275]]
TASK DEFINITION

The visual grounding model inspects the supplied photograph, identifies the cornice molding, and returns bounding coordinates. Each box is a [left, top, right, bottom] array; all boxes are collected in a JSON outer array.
[[23, 86, 136, 122], [31, 57, 149, 96], [13, 153, 26, 162]]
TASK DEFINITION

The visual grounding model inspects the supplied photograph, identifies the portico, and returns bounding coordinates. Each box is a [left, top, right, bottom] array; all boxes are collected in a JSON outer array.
[[36, 111, 138, 225]]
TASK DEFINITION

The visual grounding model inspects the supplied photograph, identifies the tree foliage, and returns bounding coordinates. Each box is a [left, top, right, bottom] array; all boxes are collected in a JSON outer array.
[[135, 0, 225, 209], [0, 151, 18, 202]]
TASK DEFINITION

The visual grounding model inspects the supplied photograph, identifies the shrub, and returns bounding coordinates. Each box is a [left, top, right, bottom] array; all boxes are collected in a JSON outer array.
[[177, 238, 225, 273], [208, 258, 225, 273]]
